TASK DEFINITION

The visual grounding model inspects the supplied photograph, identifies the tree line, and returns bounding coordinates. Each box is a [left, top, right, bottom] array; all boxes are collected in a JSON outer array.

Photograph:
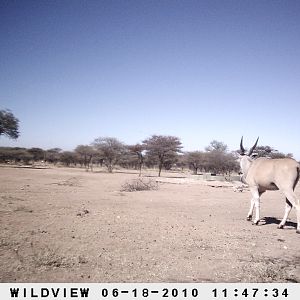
[[0, 109, 294, 177], [0, 135, 293, 177]]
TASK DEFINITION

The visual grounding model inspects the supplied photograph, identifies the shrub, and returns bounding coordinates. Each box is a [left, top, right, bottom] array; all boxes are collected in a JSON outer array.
[[121, 178, 158, 192]]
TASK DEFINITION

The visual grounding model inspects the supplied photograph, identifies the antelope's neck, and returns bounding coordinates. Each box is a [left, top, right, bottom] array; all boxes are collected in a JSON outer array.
[[240, 157, 252, 179]]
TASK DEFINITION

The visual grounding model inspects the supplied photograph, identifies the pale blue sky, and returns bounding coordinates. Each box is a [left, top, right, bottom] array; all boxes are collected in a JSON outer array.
[[1, 0, 300, 157]]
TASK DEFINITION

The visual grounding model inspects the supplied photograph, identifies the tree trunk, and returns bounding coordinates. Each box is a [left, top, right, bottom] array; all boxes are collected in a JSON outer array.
[[158, 155, 164, 177], [158, 162, 163, 177]]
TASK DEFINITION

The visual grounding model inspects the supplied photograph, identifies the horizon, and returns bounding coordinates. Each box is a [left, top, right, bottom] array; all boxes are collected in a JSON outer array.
[[1, 1, 300, 159]]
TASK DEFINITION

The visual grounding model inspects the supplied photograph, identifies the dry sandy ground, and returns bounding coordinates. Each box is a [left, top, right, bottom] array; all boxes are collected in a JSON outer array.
[[0, 166, 300, 283]]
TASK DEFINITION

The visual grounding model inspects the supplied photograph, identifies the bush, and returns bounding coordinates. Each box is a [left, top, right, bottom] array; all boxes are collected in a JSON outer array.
[[121, 178, 158, 192]]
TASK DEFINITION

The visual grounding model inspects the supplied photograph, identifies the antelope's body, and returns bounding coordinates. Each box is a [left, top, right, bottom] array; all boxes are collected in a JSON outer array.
[[239, 138, 300, 233]]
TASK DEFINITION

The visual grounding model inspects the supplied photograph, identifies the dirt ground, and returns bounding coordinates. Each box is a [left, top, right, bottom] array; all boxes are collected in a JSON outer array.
[[1, 165, 300, 283]]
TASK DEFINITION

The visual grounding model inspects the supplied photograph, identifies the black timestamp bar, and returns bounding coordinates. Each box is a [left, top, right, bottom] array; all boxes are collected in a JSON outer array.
[[2, 283, 299, 300]]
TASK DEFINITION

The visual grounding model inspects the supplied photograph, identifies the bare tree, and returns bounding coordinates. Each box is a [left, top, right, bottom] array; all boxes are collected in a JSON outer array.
[[143, 135, 182, 177], [28, 148, 45, 162], [92, 137, 125, 173], [205, 140, 239, 175], [45, 148, 62, 164], [205, 140, 228, 152], [162, 151, 179, 171], [0, 109, 19, 139], [127, 144, 145, 176], [254, 145, 292, 159], [0, 147, 36, 164], [60, 151, 77, 166], [75, 145, 95, 170], [185, 151, 206, 175]]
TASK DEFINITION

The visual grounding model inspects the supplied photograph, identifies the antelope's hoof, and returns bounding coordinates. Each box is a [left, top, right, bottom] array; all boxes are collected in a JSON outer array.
[[252, 221, 259, 226], [296, 229, 300, 234], [278, 224, 284, 229], [247, 216, 252, 221]]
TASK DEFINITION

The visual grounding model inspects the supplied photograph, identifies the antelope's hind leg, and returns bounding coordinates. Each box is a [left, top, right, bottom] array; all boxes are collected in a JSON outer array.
[[281, 189, 300, 233], [278, 199, 292, 229]]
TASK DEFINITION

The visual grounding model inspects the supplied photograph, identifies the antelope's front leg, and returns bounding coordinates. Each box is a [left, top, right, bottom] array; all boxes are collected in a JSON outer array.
[[296, 205, 300, 234], [250, 188, 260, 225], [247, 198, 255, 221], [253, 198, 260, 225]]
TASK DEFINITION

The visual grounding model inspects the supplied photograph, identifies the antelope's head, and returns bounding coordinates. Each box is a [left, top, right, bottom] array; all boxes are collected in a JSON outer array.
[[238, 136, 259, 177]]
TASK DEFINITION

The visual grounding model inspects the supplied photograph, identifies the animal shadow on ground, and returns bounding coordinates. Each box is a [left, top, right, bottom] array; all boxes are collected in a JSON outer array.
[[261, 217, 297, 229]]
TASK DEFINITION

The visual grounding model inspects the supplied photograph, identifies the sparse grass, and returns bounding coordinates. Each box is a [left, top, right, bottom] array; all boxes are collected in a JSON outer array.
[[121, 178, 159, 192], [1, 195, 25, 202], [50, 177, 81, 187], [0, 238, 10, 248], [32, 246, 73, 268], [14, 206, 33, 213], [241, 256, 298, 282]]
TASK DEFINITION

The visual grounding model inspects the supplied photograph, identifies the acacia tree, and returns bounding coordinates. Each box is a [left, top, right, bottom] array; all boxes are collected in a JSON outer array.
[[92, 137, 125, 173], [143, 135, 182, 177], [0, 109, 19, 139]]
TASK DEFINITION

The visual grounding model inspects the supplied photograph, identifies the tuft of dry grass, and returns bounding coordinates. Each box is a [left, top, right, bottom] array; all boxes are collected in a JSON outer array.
[[121, 178, 159, 192], [14, 206, 33, 213], [32, 246, 73, 268]]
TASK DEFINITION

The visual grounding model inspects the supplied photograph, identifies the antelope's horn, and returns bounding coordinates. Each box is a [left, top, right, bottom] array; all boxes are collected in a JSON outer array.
[[240, 136, 246, 155], [248, 137, 259, 156]]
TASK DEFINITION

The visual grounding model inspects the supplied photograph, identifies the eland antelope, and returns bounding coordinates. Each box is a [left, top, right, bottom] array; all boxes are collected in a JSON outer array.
[[239, 137, 300, 233]]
